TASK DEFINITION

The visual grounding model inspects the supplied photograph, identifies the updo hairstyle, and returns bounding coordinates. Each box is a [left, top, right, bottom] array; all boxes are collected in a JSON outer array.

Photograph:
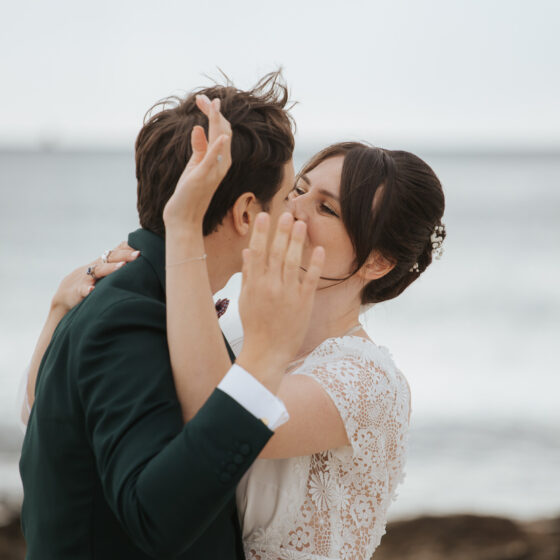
[[299, 142, 446, 305]]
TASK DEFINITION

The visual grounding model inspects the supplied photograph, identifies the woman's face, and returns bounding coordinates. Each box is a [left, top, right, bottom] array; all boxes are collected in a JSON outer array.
[[287, 155, 357, 283]]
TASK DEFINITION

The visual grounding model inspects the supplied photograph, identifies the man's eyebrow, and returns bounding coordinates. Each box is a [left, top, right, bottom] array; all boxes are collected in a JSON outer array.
[[298, 174, 340, 202]]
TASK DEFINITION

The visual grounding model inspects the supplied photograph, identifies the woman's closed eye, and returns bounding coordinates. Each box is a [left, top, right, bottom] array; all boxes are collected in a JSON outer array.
[[320, 203, 338, 217]]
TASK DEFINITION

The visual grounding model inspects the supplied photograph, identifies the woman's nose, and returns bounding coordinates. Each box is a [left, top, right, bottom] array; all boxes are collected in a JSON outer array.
[[286, 193, 307, 222]]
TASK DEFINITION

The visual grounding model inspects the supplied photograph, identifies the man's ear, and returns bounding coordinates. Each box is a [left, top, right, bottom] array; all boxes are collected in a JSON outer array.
[[230, 192, 259, 236], [358, 251, 396, 281]]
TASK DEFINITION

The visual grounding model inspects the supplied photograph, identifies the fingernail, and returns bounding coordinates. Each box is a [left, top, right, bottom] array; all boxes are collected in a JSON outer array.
[[88, 286, 95, 293], [116, 262, 125, 268], [132, 251, 140, 257]]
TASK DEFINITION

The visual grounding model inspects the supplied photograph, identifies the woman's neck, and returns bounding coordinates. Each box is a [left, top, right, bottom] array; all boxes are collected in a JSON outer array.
[[293, 280, 364, 362]]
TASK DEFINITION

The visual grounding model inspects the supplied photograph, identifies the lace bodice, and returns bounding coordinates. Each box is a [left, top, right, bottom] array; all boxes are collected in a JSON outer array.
[[236, 335, 410, 559]]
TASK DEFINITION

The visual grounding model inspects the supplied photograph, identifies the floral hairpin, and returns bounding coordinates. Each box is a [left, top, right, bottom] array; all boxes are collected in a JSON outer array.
[[430, 225, 445, 260], [409, 223, 445, 272]]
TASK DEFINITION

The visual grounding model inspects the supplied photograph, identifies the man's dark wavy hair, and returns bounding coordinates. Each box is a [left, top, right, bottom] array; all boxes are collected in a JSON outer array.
[[136, 71, 295, 236]]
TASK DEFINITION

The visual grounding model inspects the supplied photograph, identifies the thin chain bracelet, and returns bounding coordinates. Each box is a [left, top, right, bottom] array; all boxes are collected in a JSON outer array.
[[165, 254, 207, 268]]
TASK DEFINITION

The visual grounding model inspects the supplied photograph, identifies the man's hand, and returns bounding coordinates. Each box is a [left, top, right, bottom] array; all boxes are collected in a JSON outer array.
[[163, 96, 232, 231], [236, 212, 325, 393]]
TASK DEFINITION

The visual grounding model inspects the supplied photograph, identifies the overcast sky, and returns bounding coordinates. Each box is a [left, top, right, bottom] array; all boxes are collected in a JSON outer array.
[[1, 0, 559, 150]]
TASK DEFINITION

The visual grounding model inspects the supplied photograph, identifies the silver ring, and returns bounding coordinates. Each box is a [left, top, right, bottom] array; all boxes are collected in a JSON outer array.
[[101, 249, 112, 264], [86, 265, 97, 280]]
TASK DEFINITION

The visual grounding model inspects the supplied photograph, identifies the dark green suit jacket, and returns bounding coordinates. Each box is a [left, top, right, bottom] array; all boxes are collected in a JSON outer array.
[[20, 228, 272, 559]]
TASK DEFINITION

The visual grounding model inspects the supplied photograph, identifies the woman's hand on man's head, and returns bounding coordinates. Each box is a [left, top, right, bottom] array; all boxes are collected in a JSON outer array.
[[163, 95, 232, 232]]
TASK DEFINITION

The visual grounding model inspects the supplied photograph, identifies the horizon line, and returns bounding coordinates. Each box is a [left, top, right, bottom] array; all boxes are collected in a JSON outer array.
[[1, 144, 560, 158]]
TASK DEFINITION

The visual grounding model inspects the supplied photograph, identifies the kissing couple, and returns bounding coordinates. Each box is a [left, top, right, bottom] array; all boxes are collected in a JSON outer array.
[[20, 71, 445, 559]]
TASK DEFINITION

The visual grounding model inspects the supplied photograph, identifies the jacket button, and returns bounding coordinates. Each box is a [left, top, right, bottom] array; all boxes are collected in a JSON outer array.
[[219, 472, 232, 483], [233, 453, 244, 465], [240, 443, 251, 456]]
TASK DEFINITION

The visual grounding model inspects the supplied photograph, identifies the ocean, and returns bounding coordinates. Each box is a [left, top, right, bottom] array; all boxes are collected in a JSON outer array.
[[0, 149, 559, 520]]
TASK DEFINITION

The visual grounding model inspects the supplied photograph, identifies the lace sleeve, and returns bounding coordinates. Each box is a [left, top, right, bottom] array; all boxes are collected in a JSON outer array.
[[291, 339, 410, 557], [295, 343, 409, 457]]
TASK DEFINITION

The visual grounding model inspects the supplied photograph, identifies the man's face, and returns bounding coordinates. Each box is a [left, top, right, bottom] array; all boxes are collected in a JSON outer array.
[[263, 159, 296, 249]]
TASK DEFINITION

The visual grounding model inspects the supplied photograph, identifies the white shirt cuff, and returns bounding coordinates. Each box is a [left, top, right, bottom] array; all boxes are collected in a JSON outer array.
[[218, 364, 289, 430]]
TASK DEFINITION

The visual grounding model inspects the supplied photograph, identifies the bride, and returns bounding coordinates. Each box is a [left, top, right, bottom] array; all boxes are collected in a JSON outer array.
[[22, 97, 445, 559]]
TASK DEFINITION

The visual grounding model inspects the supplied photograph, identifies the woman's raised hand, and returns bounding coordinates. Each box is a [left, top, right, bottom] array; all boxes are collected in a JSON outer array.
[[236, 212, 325, 393], [163, 95, 232, 230]]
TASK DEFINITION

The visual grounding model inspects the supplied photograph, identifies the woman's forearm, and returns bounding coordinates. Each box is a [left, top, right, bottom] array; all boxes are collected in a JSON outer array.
[[165, 228, 232, 423], [25, 304, 68, 415], [23, 244, 139, 423]]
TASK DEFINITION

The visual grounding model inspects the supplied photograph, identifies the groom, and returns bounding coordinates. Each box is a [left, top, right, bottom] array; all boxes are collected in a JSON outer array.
[[20, 73, 303, 559]]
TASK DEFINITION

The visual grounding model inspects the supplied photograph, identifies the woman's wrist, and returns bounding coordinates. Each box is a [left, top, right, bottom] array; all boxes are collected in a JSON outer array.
[[236, 344, 290, 395], [166, 227, 205, 255], [165, 223, 203, 240], [165, 227, 208, 273], [165, 220, 206, 246], [48, 300, 70, 320], [163, 208, 205, 233]]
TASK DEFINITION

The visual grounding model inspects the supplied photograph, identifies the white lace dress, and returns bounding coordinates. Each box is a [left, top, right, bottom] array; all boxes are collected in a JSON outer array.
[[236, 335, 411, 560]]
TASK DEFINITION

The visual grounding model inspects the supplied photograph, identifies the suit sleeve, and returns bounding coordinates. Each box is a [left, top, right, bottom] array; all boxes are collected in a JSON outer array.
[[76, 295, 273, 558]]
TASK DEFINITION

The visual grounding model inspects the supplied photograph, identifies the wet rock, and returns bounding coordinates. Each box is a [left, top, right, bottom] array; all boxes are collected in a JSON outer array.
[[374, 514, 560, 560], [0, 514, 25, 560]]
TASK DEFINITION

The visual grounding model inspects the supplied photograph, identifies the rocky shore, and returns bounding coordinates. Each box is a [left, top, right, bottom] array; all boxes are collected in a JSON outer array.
[[375, 514, 560, 560], [1, 505, 558, 560], [0, 502, 24, 560]]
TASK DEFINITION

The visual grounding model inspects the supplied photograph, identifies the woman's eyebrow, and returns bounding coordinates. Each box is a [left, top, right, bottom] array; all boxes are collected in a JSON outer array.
[[299, 174, 340, 202], [319, 189, 340, 202]]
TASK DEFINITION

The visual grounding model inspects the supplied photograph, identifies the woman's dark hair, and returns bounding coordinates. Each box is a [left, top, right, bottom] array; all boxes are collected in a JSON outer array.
[[135, 71, 295, 237], [299, 142, 446, 305]]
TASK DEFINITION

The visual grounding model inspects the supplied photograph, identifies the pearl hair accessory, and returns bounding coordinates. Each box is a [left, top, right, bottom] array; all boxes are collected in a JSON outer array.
[[431, 225, 445, 259], [409, 223, 445, 273]]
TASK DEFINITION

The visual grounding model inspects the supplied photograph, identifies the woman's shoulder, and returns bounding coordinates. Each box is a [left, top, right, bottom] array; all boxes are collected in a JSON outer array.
[[293, 335, 411, 414], [306, 335, 405, 381]]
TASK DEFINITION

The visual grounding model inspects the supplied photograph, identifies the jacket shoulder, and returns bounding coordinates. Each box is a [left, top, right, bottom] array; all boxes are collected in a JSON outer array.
[[75, 256, 164, 319]]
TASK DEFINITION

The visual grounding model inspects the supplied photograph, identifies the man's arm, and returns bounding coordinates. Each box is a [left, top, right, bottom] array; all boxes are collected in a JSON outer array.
[[78, 295, 272, 558]]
